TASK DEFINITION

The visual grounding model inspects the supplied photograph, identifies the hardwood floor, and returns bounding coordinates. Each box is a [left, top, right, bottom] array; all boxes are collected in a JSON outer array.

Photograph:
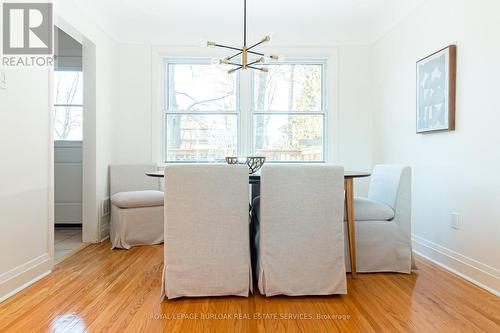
[[0, 242, 498, 333]]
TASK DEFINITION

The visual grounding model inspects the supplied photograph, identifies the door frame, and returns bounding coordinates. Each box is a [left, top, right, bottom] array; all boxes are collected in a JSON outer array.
[[51, 16, 100, 261]]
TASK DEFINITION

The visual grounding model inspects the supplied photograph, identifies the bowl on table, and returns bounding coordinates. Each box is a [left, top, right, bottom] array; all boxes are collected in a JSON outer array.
[[225, 156, 266, 174]]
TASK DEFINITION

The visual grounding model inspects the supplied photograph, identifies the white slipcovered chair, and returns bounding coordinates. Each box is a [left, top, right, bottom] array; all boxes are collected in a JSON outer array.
[[257, 164, 347, 296], [348, 164, 414, 273], [109, 165, 164, 249], [162, 164, 252, 299]]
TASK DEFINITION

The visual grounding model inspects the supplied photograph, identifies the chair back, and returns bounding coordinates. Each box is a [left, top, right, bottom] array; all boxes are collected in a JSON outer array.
[[258, 164, 346, 295], [109, 164, 160, 196], [368, 165, 411, 211], [163, 164, 251, 298]]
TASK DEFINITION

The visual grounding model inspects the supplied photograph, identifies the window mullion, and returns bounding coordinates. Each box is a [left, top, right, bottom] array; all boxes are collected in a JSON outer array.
[[239, 70, 252, 157]]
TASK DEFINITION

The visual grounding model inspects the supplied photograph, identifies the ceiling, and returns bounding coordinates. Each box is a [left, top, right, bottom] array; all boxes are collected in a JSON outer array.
[[71, 0, 424, 46]]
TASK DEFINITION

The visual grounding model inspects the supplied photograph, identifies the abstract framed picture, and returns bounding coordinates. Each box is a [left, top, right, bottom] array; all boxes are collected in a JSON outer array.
[[416, 45, 456, 133]]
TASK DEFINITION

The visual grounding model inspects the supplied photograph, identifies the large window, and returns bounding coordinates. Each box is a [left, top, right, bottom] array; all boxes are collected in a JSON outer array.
[[164, 59, 326, 162], [252, 63, 325, 161], [165, 61, 238, 162], [53, 71, 83, 140]]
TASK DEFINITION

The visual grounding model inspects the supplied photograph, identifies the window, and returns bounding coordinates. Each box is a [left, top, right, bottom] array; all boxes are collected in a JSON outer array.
[[165, 61, 238, 162], [252, 63, 325, 161], [53, 71, 83, 141], [163, 59, 326, 162]]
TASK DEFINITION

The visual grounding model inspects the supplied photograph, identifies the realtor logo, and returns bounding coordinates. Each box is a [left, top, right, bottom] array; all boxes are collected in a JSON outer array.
[[2, 2, 53, 55]]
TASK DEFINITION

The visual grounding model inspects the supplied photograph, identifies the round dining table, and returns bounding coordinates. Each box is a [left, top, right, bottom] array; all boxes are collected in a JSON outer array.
[[146, 169, 370, 279]]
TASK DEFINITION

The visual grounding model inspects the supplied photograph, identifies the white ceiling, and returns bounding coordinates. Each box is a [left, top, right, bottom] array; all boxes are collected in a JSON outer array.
[[72, 0, 424, 46]]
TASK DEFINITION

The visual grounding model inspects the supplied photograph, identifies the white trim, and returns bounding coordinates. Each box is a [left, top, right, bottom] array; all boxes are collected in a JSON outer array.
[[48, 69, 55, 268], [249, 58, 328, 162], [0, 254, 52, 303], [329, 48, 340, 164], [81, 37, 98, 243], [412, 234, 500, 297], [151, 45, 162, 164], [161, 57, 240, 163], [0, 254, 50, 285], [239, 70, 251, 156], [0, 272, 51, 304], [55, 15, 99, 243]]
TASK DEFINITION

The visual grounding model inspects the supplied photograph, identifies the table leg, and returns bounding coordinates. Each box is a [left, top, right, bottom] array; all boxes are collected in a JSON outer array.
[[344, 178, 357, 279]]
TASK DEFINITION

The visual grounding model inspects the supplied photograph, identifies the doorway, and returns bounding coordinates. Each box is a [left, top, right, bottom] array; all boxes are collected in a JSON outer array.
[[53, 27, 84, 262]]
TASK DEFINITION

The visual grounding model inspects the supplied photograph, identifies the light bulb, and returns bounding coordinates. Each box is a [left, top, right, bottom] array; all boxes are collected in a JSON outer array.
[[251, 57, 264, 64]]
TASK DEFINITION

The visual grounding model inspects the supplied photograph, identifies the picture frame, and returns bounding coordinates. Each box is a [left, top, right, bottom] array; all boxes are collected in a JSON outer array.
[[416, 45, 456, 133]]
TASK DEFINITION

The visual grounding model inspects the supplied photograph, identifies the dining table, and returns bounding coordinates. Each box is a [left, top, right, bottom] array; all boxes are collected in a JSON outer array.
[[146, 169, 370, 279]]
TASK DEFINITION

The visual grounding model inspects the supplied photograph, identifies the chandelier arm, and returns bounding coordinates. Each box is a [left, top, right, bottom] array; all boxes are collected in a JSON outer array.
[[247, 58, 263, 66], [228, 51, 243, 60], [247, 65, 266, 71], [215, 44, 243, 52], [247, 40, 265, 51], [247, 50, 265, 56], [212, 0, 278, 74], [228, 65, 243, 74]]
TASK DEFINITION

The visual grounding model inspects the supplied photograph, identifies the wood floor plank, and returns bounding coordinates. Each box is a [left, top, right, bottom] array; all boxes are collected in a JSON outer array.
[[0, 242, 498, 333]]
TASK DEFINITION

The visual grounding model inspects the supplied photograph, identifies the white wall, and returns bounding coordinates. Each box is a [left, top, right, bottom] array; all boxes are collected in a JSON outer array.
[[113, 44, 152, 164], [337, 46, 373, 193], [112, 44, 374, 194], [0, 68, 52, 300], [2, 0, 497, 303], [371, 0, 500, 294], [0, 0, 119, 302]]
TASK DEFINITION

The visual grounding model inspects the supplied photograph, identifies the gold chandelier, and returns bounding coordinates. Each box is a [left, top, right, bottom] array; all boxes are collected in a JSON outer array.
[[206, 0, 279, 74]]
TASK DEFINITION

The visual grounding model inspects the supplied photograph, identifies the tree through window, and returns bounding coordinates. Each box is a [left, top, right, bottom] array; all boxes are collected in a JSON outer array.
[[53, 71, 83, 141]]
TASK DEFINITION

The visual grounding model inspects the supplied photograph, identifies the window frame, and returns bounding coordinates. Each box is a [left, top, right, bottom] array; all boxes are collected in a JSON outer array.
[[249, 58, 328, 163], [163, 58, 241, 163], [162, 57, 327, 163], [53, 69, 84, 141]]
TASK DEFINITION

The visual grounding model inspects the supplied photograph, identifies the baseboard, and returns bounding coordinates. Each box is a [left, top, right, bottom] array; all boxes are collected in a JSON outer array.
[[0, 253, 52, 303], [55, 223, 82, 228], [412, 234, 500, 297]]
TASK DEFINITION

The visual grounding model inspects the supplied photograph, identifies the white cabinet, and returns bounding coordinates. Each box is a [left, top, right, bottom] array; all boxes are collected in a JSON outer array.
[[54, 141, 82, 224]]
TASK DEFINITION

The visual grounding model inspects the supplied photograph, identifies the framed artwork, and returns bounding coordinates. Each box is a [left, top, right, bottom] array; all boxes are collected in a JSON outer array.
[[416, 45, 456, 133]]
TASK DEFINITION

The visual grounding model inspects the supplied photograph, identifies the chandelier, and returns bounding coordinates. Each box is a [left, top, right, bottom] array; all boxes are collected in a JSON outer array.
[[206, 0, 279, 74]]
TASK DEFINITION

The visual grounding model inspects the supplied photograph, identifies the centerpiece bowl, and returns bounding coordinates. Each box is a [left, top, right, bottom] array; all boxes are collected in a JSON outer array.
[[225, 156, 266, 174]]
